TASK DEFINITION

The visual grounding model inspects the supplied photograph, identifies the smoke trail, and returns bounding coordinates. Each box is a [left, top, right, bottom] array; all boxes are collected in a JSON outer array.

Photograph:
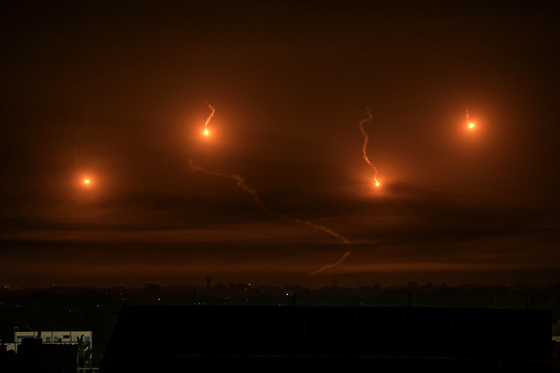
[[188, 160, 269, 212], [309, 251, 351, 276], [358, 108, 379, 186], [188, 160, 351, 274], [466, 109, 475, 129], [293, 219, 351, 245], [204, 103, 215, 134]]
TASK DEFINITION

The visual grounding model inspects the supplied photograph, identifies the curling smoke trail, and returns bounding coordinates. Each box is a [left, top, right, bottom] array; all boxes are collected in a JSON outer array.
[[466, 109, 474, 128], [188, 160, 351, 275], [358, 108, 379, 186], [188, 160, 270, 212], [204, 103, 215, 135], [309, 251, 351, 276]]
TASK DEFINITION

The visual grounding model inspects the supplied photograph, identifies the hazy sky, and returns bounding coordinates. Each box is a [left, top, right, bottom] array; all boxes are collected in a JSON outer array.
[[1, 1, 559, 287]]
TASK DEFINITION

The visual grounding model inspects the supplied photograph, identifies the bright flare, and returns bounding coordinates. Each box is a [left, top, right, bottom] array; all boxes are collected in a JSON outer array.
[[375, 179, 380, 187], [84, 179, 90, 184], [204, 128, 209, 136]]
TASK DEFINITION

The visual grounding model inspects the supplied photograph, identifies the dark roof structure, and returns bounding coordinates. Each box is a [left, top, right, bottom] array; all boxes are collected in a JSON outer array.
[[101, 306, 551, 372], [0, 337, 78, 373]]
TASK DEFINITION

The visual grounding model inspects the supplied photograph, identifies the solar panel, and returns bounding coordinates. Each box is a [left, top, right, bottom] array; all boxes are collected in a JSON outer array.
[[450, 308, 502, 359], [204, 306, 261, 356], [350, 307, 404, 357], [101, 306, 551, 372], [155, 306, 214, 355], [251, 307, 308, 356], [300, 307, 356, 356], [400, 307, 453, 358], [447, 359, 499, 373], [296, 356, 349, 372], [246, 356, 298, 373], [501, 309, 551, 360]]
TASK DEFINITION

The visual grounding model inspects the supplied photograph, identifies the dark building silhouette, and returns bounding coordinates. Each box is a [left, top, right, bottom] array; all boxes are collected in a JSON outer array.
[[101, 306, 551, 372], [0, 337, 78, 373]]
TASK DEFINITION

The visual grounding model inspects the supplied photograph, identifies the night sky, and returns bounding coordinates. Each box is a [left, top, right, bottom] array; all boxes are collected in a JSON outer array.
[[1, 1, 559, 288]]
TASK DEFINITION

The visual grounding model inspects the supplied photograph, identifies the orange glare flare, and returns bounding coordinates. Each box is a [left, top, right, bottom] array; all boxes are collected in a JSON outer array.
[[468, 122, 475, 129], [84, 179, 90, 184], [375, 179, 380, 187], [204, 129, 209, 135]]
